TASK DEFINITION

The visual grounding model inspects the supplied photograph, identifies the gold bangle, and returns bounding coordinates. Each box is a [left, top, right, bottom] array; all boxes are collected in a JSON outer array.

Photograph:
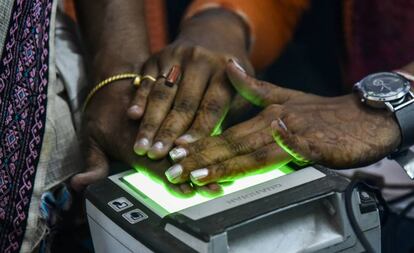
[[82, 73, 140, 112]]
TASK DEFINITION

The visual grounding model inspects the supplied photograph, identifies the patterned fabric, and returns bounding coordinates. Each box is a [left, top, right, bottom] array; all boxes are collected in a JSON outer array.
[[345, 0, 414, 86], [0, 0, 53, 252]]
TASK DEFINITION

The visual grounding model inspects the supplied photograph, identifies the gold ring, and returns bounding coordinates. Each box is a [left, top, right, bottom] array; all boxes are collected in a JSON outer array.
[[132, 75, 142, 87], [142, 75, 156, 83]]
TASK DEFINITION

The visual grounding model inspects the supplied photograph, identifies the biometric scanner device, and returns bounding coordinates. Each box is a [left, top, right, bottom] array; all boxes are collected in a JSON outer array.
[[85, 165, 381, 253]]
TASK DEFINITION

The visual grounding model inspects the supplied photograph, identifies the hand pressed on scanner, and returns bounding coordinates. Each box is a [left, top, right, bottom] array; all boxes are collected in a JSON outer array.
[[164, 60, 401, 186], [128, 9, 253, 161]]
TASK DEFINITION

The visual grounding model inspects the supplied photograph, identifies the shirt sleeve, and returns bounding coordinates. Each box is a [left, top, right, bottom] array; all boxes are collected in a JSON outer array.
[[184, 0, 310, 70]]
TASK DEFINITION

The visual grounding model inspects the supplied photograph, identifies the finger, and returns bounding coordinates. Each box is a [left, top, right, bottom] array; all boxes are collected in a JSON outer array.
[[165, 182, 195, 197], [147, 63, 211, 159], [127, 58, 158, 119], [167, 126, 275, 183], [189, 143, 292, 186], [133, 77, 178, 156], [169, 106, 282, 162], [271, 119, 316, 164], [174, 72, 233, 145], [70, 141, 109, 192], [197, 183, 223, 197], [226, 59, 303, 106]]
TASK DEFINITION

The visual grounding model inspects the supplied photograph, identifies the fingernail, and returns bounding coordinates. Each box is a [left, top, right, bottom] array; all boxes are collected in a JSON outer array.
[[152, 141, 164, 150], [165, 164, 183, 182], [128, 105, 142, 116], [277, 119, 288, 131], [134, 138, 150, 155], [147, 142, 165, 159], [176, 134, 197, 144], [169, 147, 188, 162], [190, 168, 209, 182], [230, 59, 246, 73]]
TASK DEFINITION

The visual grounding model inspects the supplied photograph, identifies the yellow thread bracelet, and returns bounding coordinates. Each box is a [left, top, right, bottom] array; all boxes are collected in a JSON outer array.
[[82, 73, 140, 112]]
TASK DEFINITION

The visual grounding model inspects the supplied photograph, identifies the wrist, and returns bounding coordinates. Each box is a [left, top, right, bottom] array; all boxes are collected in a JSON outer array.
[[91, 50, 148, 85], [178, 8, 250, 60]]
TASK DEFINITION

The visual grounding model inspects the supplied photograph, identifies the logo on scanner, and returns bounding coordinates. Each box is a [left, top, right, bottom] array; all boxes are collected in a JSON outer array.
[[226, 183, 282, 204], [108, 197, 133, 212], [122, 209, 148, 224]]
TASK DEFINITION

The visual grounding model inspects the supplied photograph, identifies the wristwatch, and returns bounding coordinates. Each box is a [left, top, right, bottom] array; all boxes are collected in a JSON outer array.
[[354, 71, 414, 178]]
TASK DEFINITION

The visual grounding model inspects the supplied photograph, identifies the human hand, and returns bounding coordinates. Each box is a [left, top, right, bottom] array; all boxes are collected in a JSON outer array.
[[164, 60, 401, 185], [128, 43, 252, 160], [128, 9, 252, 160], [69, 80, 195, 195]]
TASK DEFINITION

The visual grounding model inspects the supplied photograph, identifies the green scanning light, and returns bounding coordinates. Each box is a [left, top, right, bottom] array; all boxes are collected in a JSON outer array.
[[123, 164, 294, 216]]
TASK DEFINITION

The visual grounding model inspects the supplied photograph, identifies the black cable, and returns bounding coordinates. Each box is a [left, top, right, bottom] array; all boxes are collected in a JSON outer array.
[[344, 180, 376, 253]]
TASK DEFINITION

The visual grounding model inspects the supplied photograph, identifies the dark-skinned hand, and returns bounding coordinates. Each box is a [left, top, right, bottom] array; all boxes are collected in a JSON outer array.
[[70, 80, 222, 194], [164, 60, 401, 186], [128, 9, 253, 160], [69, 81, 197, 194]]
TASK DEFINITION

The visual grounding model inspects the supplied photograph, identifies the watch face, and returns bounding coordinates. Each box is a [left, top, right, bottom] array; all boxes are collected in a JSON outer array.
[[359, 72, 411, 101]]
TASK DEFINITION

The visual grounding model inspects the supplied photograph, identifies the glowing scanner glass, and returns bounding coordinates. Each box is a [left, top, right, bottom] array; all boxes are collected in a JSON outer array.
[[122, 165, 294, 216]]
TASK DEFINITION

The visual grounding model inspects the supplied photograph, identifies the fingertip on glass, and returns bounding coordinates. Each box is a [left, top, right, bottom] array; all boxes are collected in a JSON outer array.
[[190, 168, 209, 185], [179, 184, 193, 195], [165, 164, 183, 183]]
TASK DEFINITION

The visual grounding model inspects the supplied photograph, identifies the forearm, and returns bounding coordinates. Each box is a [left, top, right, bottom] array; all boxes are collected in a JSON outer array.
[[178, 9, 250, 61], [75, 0, 150, 84]]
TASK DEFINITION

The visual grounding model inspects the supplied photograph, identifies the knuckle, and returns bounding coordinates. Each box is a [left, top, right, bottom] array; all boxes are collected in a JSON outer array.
[[228, 141, 248, 154], [174, 99, 197, 114], [140, 122, 156, 132], [190, 46, 206, 59], [252, 148, 269, 163], [156, 128, 176, 141], [199, 99, 223, 117], [150, 88, 169, 101], [188, 142, 205, 153], [267, 104, 283, 114]]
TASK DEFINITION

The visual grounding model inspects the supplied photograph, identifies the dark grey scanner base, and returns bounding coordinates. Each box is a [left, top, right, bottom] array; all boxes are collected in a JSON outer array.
[[85, 166, 381, 253]]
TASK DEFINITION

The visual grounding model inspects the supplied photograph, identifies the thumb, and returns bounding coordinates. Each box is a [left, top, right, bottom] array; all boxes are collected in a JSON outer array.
[[71, 142, 109, 192], [226, 59, 302, 106], [270, 119, 315, 166]]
